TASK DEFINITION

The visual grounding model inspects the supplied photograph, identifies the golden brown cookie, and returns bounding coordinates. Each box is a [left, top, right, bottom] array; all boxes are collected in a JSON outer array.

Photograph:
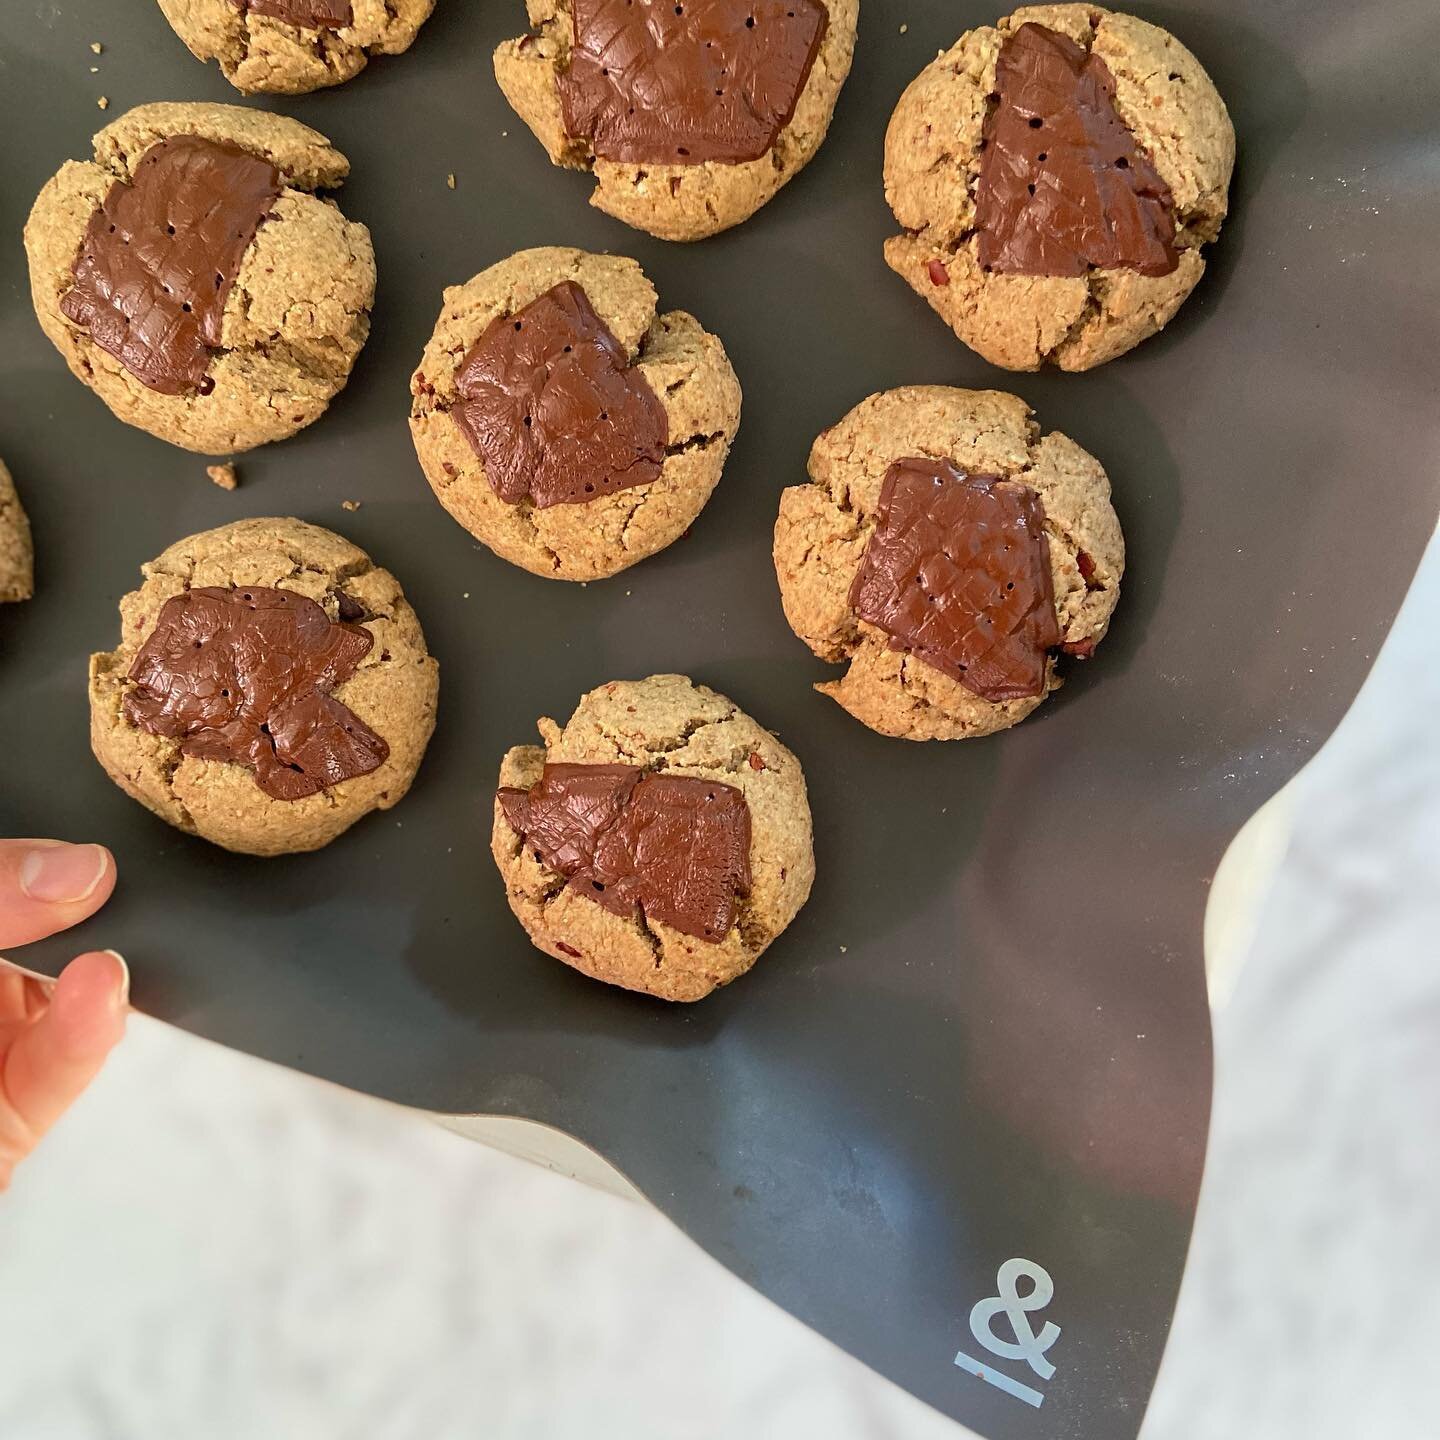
[[24, 103, 375, 455], [410, 247, 741, 581], [0, 461, 35, 604], [493, 675, 814, 1001], [156, 0, 434, 95], [884, 4, 1234, 370], [90, 518, 439, 856], [774, 386, 1124, 740], [494, 0, 858, 240]]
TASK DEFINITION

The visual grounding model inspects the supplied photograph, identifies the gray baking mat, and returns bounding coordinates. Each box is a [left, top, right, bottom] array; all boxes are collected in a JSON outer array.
[[1, 3, 1436, 1436]]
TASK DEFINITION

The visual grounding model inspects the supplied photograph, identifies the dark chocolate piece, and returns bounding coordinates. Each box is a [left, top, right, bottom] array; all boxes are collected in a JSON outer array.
[[499, 762, 752, 941], [123, 586, 388, 801], [974, 22, 1178, 277], [61, 136, 282, 395], [848, 457, 1062, 702], [558, 0, 828, 166], [238, 0, 353, 29], [451, 280, 668, 509]]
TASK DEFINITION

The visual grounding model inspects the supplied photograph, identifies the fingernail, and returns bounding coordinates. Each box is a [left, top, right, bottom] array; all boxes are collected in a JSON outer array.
[[19, 844, 109, 904], [103, 950, 131, 1007]]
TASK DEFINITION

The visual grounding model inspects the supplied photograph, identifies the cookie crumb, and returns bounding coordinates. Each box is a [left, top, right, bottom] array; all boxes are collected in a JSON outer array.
[[462, 591, 470, 599], [899, 22, 908, 32], [206, 462, 238, 491], [446, 173, 456, 190], [340, 499, 361, 512], [97, 95, 109, 110], [91, 41, 103, 53], [839, 945, 848, 954], [89, 65, 99, 73]]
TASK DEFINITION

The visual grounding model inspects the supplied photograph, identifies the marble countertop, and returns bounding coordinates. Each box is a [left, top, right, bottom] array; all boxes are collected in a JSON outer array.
[[2, 536, 1436, 1440]]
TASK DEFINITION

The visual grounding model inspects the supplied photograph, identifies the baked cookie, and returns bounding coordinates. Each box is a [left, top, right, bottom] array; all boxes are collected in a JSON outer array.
[[774, 386, 1123, 740], [493, 675, 814, 1001], [494, 0, 858, 240], [156, 0, 434, 95], [884, 4, 1234, 370], [410, 247, 741, 580], [24, 103, 375, 454], [0, 462, 35, 604], [90, 518, 439, 856]]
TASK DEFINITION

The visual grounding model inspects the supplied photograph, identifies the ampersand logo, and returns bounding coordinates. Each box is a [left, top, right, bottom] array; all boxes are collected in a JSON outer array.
[[954, 1257, 1062, 1407]]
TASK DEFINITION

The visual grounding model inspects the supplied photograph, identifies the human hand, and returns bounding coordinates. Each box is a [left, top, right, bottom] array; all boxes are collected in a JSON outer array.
[[0, 841, 127, 1190]]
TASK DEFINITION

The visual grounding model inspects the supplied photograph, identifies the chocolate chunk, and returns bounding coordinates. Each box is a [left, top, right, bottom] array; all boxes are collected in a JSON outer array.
[[451, 280, 668, 509], [123, 586, 388, 801], [558, 0, 828, 166], [238, 0, 353, 28], [848, 457, 1062, 702], [974, 22, 1178, 277], [61, 136, 282, 395], [499, 763, 752, 941]]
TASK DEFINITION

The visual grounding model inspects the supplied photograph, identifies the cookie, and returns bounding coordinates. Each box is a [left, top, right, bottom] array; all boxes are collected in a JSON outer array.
[[0, 461, 35, 604], [884, 5, 1234, 370], [493, 674, 814, 1001], [494, 0, 858, 240], [156, 0, 434, 95], [24, 103, 375, 455], [90, 517, 439, 856], [410, 247, 741, 581], [774, 386, 1123, 740]]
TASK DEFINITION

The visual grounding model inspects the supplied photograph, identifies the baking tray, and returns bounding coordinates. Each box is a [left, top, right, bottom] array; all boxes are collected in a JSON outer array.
[[2, 3, 1436, 1436]]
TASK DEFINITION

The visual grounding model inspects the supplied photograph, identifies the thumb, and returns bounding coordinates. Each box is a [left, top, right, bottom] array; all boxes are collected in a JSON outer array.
[[1, 951, 128, 1175], [0, 841, 117, 949]]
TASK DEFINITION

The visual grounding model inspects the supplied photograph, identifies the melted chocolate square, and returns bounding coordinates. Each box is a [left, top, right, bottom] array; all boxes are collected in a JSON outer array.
[[559, 0, 828, 165], [974, 22, 1178, 277], [61, 136, 282, 395], [499, 762, 752, 941], [123, 586, 388, 801], [848, 457, 1062, 702], [451, 280, 668, 509]]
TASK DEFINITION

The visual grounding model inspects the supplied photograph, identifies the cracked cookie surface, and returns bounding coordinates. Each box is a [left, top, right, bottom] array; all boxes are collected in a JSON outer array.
[[883, 4, 1233, 370], [90, 517, 439, 856], [156, 0, 434, 95], [0, 461, 35, 604], [410, 247, 741, 581], [24, 103, 375, 455], [774, 386, 1124, 740], [493, 0, 858, 240], [492, 674, 814, 1001]]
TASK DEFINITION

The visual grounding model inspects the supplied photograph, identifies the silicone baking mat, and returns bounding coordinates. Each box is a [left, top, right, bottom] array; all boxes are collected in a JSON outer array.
[[2, 3, 1436, 1435]]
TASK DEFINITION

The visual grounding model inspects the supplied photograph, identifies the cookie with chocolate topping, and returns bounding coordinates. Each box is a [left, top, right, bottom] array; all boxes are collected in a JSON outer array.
[[156, 0, 434, 95], [884, 5, 1234, 370], [0, 461, 35, 605], [493, 675, 814, 1000], [24, 103, 375, 454], [410, 247, 741, 580], [494, 0, 858, 240], [774, 386, 1124, 740], [90, 518, 439, 856]]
